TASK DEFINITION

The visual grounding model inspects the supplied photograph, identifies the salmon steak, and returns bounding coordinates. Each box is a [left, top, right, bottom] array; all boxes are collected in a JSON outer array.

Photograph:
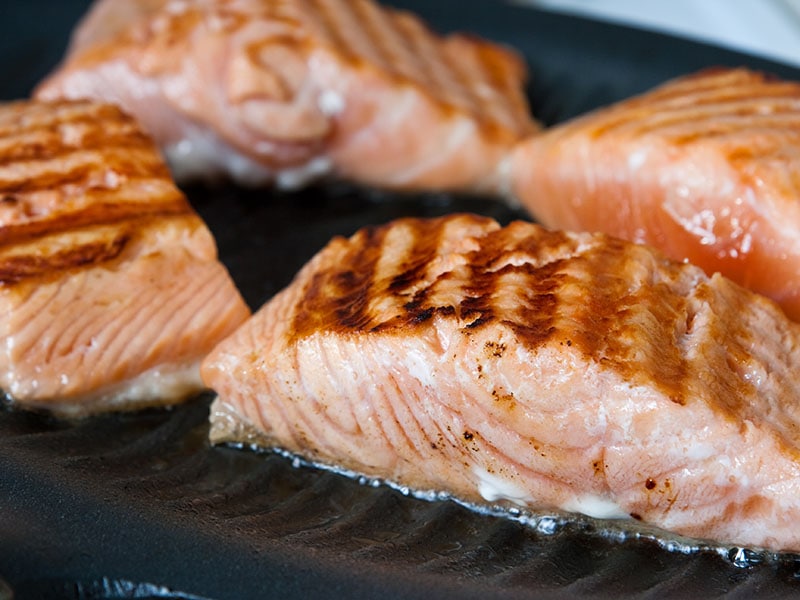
[[35, 0, 536, 194], [202, 212, 800, 552], [0, 99, 250, 417], [511, 67, 800, 321]]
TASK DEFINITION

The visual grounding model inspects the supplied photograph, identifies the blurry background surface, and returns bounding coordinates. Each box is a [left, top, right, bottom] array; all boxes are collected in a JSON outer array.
[[519, 0, 800, 67]]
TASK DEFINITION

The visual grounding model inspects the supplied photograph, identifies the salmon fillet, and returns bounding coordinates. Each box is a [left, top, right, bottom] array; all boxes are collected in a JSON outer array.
[[202, 213, 800, 552], [511, 67, 800, 321], [35, 0, 536, 194], [0, 99, 250, 417]]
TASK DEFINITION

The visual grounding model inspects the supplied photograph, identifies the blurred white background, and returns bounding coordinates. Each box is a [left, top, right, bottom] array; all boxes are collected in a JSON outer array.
[[519, 0, 800, 67]]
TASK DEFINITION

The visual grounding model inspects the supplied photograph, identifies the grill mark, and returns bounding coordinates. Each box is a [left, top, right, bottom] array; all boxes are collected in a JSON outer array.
[[0, 153, 168, 195], [304, 0, 362, 62], [642, 70, 787, 105], [646, 83, 800, 112], [388, 219, 448, 293], [288, 216, 703, 409], [0, 103, 129, 138], [0, 107, 141, 134], [303, 0, 523, 131], [590, 79, 800, 139], [357, 0, 427, 86], [689, 280, 761, 421], [672, 85, 800, 109], [441, 39, 526, 136], [0, 113, 154, 176], [457, 239, 511, 330], [670, 126, 800, 152], [392, 14, 457, 106], [295, 0, 349, 57], [504, 261, 562, 346], [493, 226, 574, 347], [437, 40, 484, 119], [626, 101, 800, 140], [295, 218, 573, 339], [317, 0, 386, 69], [292, 225, 387, 336], [497, 52, 532, 129], [472, 43, 527, 130], [0, 196, 190, 248], [0, 233, 130, 284], [569, 247, 628, 364], [348, 0, 398, 76], [462, 40, 529, 132], [456, 40, 510, 126], [626, 70, 757, 106], [0, 111, 141, 143], [391, 219, 469, 328], [568, 240, 691, 405], [0, 135, 159, 169]]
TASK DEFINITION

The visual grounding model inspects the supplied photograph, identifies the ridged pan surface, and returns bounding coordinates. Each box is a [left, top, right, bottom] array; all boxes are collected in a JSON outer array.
[[3, 1, 800, 598]]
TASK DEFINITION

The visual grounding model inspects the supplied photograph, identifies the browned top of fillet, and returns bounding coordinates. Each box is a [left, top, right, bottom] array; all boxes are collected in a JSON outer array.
[[291, 213, 796, 422], [0, 100, 195, 285], [582, 68, 800, 159], [68, 0, 533, 137]]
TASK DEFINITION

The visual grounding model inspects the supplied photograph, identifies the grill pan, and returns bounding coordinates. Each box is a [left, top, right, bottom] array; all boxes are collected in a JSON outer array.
[[3, 1, 800, 598]]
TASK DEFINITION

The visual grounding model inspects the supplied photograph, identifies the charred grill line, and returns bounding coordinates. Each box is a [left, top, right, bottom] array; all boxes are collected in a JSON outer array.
[[392, 14, 449, 106], [630, 106, 800, 142], [0, 135, 156, 168], [436, 39, 485, 120], [292, 214, 702, 408], [390, 217, 450, 319], [348, 0, 397, 77], [0, 233, 130, 284], [0, 157, 168, 196], [0, 199, 191, 248], [505, 260, 561, 346], [318, 0, 382, 68], [293, 225, 386, 335], [591, 72, 800, 140], [353, 0, 421, 85], [570, 240, 692, 406], [472, 45, 516, 127], [0, 103, 130, 137], [300, 0, 354, 60]]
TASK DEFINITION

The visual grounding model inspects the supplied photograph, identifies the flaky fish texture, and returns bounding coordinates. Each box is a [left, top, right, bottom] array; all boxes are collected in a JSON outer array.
[[0, 99, 251, 417], [36, 0, 536, 194], [203, 213, 800, 552], [511, 67, 800, 320]]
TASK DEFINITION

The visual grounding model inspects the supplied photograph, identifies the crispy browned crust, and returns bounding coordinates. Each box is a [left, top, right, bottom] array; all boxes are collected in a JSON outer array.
[[289, 213, 787, 419], [0, 100, 196, 285]]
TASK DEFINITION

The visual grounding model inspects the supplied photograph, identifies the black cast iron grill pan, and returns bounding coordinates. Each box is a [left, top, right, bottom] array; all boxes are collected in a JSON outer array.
[[3, 2, 800, 598]]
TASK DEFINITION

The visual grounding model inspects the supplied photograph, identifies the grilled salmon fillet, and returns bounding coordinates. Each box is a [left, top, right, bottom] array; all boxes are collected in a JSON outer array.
[[202, 213, 800, 552], [0, 99, 250, 417], [35, 0, 536, 194], [511, 67, 800, 321]]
